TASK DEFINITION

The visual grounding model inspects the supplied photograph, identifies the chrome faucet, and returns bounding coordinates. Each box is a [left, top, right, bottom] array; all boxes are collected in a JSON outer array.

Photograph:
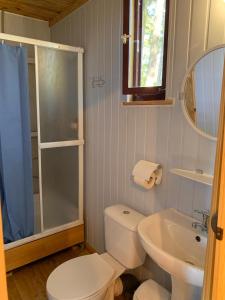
[[192, 209, 210, 233]]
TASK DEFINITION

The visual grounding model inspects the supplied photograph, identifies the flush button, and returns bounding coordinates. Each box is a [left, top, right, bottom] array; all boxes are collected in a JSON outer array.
[[123, 210, 130, 215]]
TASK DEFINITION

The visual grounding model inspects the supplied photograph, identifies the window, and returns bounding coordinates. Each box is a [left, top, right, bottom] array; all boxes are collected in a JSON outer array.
[[122, 0, 170, 100]]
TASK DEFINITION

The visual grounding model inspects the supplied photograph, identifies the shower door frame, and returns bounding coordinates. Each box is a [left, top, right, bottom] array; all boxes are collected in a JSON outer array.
[[0, 33, 84, 253], [34, 45, 84, 235]]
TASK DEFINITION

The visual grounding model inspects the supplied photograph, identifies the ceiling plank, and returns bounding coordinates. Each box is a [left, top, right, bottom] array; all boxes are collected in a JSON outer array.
[[49, 0, 89, 26], [0, 1, 56, 21], [18, 0, 62, 13], [0, 0, 89, 26]]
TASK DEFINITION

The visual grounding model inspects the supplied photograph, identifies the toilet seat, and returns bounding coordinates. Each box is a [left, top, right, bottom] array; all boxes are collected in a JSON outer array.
[[47, 253, 115, 300]]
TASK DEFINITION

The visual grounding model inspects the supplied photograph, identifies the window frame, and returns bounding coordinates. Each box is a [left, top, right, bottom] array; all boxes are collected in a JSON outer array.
[[122, 0, 170, 100]]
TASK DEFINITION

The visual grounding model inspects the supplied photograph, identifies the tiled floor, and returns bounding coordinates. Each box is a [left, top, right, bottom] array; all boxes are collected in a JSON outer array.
[[7, 246, 128, 300]]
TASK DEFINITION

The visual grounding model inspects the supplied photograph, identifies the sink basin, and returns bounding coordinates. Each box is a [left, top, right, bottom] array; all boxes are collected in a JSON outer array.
[[138, 209, 207, 300]]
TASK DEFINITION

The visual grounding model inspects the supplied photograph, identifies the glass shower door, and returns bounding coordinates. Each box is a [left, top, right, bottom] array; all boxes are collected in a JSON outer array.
[[35, 46, 83, 231]]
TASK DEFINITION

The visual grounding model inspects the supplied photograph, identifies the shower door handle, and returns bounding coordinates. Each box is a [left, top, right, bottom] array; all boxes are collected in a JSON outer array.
[[211, 212, 223, 241]]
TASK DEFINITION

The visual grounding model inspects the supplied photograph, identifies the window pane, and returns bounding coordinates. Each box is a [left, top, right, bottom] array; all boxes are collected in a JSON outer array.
[[37, 47, 78, 143], [141, 0, 166, 87], [128, 0, 167, 88], [42, 147, 79, 230]]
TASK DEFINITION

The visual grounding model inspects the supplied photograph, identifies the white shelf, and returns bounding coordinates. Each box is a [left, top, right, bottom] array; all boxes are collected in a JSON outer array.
[[170, 168, 213, 186]]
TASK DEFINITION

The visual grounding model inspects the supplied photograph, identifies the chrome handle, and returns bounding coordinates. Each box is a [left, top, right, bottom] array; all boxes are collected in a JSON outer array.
[[194, 209, 210, 217], [121, 34, 131, 44], [194, 209, 210, 229], [211, 212, 223, 241]]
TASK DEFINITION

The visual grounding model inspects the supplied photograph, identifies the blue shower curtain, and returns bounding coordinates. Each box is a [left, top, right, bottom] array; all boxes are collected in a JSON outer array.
[[0, 44, 34, 243]]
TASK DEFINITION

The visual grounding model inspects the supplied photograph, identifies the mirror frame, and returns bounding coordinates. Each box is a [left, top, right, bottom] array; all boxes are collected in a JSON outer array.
[[181, 44, 225, 142]]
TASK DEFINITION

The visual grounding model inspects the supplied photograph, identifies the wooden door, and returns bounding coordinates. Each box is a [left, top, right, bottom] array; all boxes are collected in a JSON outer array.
[[202, 60, 225, 299], [0, 208, 8, 300]]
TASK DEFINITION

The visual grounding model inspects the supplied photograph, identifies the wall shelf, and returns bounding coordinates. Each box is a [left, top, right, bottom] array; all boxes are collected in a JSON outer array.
[[170, 168, 213, 186]]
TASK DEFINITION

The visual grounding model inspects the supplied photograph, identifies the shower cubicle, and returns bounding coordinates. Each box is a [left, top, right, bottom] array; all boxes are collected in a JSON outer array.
[[0, 33, 84, 270]]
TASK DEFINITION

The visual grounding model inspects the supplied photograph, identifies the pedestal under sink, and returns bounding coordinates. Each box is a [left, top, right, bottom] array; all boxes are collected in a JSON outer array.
[[138, 209, 207, 300]]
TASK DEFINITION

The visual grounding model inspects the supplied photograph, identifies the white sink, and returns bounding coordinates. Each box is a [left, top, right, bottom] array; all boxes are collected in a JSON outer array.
[[138, 209, 207, 300]]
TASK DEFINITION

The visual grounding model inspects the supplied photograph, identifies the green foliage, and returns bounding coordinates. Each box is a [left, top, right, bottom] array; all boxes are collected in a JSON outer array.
[[141, 0, 165, 87]]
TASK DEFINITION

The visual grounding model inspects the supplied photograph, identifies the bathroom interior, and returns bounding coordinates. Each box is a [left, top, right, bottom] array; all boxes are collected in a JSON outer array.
[[0, 0, 225, 300]]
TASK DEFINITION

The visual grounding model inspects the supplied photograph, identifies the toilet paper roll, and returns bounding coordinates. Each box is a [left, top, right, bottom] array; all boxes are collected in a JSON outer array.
[[155, 168, 163, 185], [132, 160, 160, 180], [133, 174, 156, 190]]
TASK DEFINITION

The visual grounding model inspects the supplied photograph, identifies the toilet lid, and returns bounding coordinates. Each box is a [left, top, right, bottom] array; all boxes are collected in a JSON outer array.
[[47, 253, 114, 300]]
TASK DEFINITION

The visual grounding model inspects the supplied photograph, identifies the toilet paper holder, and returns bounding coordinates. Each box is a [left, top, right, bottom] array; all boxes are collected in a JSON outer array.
[[132, 160, 163, 189]]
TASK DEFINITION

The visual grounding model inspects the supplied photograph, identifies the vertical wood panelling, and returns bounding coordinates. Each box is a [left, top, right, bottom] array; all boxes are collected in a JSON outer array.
[[144, 108, 158, 213], [188, 0, 210, 67], [51, 0, 225, 252], [96, 0, 105, 251], [125, 109, 137, 209], [133, 108, 147, 212], [86, 1, 98, 246], [166, 0, 193, 213], [4, 12, 50, 40], [89, 0, 99, 249], [208, 0, 225, 49], [111, 0, 121, 210], [117, 0, 127, 207], [171, 0, 192, 94], [165, 0, 176, 96], [0, 11, 2, 32], [103, 0, 113, 212]]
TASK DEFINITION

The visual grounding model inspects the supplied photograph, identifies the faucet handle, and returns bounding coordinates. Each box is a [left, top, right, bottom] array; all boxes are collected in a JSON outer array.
[[194, 209, 210, 217], [194, 209, 210, 228]]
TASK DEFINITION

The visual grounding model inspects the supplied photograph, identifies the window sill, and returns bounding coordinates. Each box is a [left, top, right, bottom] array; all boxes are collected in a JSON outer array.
[[122, 99, 174, 107]]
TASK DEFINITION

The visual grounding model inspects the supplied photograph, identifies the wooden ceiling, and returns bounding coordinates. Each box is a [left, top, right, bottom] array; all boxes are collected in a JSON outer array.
[[0, 0, 89, 26]]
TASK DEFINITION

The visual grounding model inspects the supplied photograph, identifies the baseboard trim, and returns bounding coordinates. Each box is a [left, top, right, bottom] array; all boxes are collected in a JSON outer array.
[[85, 242, 97, 254], [5, 224, 84, 272]]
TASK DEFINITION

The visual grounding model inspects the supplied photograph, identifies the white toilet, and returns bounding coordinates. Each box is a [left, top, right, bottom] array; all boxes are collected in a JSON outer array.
[[47, 205, 146, 300]]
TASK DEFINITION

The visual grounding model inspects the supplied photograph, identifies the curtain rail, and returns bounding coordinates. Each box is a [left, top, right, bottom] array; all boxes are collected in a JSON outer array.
[[0, 32, 84, 53]]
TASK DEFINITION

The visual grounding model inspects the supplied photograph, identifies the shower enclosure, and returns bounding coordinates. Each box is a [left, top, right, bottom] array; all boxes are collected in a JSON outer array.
[[0, 33, 84, 269]]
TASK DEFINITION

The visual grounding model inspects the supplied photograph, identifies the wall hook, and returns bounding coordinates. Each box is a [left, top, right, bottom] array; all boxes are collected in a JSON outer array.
[[92, 76, 106, 88]]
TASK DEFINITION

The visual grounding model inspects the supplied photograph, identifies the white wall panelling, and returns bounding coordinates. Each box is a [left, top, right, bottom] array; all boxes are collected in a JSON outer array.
[[207, 0, 225, 49], [0, 11, 50, 62], [0, 11, 50, 40], [51, 0, 225, 252], [0, 11, 2, 32]]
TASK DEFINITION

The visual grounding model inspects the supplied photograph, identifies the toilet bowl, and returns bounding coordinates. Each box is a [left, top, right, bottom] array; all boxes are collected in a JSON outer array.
[[47, 205, 146, 300]]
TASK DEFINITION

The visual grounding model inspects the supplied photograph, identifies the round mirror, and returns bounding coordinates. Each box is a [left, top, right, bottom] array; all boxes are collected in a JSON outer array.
[[182, 47, 225, 140]]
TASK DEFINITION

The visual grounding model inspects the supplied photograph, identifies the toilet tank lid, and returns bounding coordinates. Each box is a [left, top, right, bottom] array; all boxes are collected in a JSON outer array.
[[104, 205, 145, 232]]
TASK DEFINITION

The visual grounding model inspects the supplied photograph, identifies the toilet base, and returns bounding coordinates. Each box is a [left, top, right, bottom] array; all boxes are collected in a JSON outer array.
[[133, 280, 170, 300], [171, 276, 202, 300], [101, 277, 123, 300]]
